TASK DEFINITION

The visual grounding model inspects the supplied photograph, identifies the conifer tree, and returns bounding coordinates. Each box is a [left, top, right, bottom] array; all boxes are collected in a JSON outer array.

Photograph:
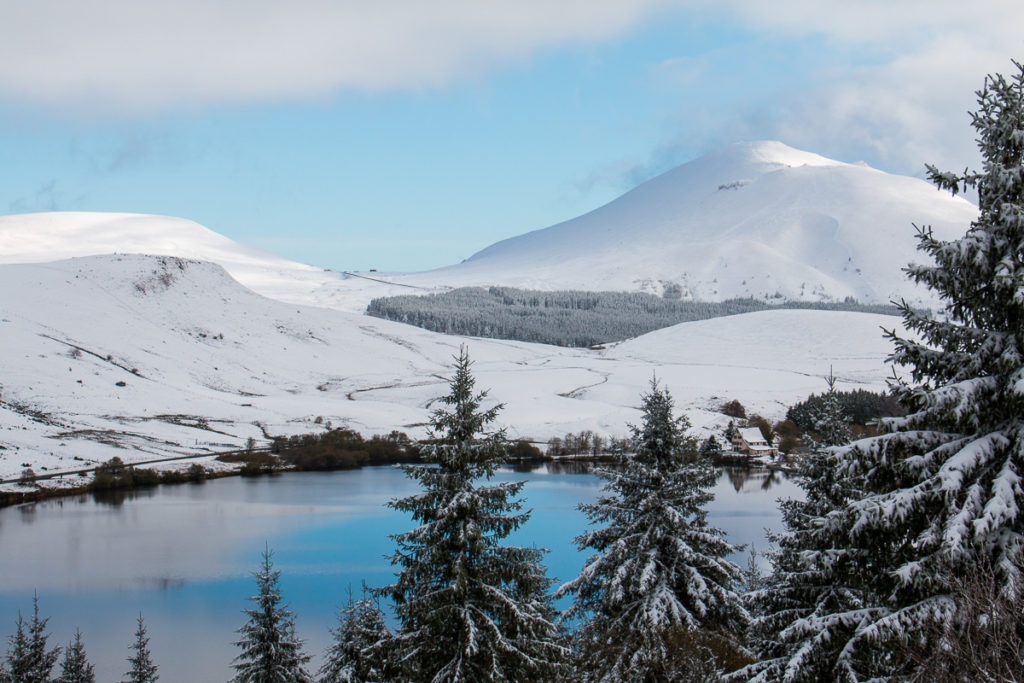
[[3, 613, 29, 683], [232, 549, 312, 683], [380, 346, 565, 682], [742, 375, 865, 682], [4, 594, 60, 683], [57, 629, 94, 683], [747, 60, 1024, 680], [318, 587, 391, 683], [558, 379, 747, 681], [123, 615, 158, 683], [700, 434, 723, 458], [809, 371, 850, 449]]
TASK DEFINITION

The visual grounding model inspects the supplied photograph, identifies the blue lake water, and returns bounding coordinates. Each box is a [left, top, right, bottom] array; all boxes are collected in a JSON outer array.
[[0, 463, 798, 681]]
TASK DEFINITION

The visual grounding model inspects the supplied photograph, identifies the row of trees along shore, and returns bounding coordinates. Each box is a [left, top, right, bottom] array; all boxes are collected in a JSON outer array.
[[6, 60, 1024, 682]]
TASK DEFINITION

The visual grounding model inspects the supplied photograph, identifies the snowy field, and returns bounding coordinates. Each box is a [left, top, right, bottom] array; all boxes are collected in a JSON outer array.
[[0, 251, 902, 481]]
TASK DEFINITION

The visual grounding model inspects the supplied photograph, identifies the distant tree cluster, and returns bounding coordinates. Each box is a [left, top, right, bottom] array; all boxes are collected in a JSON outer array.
[[91, 456, 207, 491], [785, 388, 905, 432], [720, 399, 747, 419], [270, 429, 420, 471], [507, 438, 544, 459], [545, 430, 629, 457], [366, 287, 902, 347]]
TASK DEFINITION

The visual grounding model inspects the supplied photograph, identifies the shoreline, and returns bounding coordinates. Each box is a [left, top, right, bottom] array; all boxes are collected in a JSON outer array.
[[0, 451, 559, 509], [1, 449, 794, 509]]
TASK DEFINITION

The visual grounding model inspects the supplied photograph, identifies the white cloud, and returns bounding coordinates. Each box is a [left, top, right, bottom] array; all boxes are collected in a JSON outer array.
[[711, 0, 1024, 48], [5, 0, 1022, 176], [768, 39, 1008, 173], [0, 0, 671, 113], [717, 1, 1024, 171]]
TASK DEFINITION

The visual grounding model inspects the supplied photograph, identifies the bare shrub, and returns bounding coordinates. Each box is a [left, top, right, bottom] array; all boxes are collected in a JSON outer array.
[[904, 553, 1024, 682]]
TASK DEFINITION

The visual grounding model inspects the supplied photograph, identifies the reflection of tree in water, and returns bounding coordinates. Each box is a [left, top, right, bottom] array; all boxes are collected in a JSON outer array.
[[723, 466, 789, 493], [543, 460, 598, 475], [761, 469, 783, 490], [505, 460, 602, 475], [725, 466, 751, 492], [92, 486, 157, 508], [515, 460, 792, 483], [17, 503, 37, 523]]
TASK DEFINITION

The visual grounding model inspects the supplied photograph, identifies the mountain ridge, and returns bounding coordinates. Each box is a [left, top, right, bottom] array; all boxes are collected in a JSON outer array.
[[0, 141, 979, 310], [416, 141, 976, 305]]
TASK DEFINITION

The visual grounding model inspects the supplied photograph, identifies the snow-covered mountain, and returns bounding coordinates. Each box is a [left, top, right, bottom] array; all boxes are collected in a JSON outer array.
[[0, 140, 975, 479], [0, 253, 900, 480], [403, 141, 976, 304], [0, 211, 359, 308], [0, 142, 978, 312]]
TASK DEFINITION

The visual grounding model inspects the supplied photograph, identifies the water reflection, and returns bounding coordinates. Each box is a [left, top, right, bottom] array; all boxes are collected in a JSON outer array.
[[0, 463, 800, 681], [91, 485, 159, 507], [721, 465, 791, 493], [508, 459, 602, 475]]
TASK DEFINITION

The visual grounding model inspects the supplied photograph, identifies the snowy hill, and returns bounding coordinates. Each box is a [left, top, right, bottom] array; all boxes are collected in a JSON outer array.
[[399, 141, 977, 305], [0, 254, 901, 480], [0, 211, 384, 310]]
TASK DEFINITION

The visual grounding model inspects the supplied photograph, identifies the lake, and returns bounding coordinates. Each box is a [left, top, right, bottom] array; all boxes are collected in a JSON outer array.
[[0, 463, 798, 681]]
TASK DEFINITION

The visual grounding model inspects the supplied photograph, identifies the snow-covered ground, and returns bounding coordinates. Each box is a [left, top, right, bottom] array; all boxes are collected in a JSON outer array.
[[0, 253, 902, 481]]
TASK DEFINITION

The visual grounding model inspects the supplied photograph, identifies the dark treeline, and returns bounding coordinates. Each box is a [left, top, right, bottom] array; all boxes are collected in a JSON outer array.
[[223, 430, 548, 475], [269, 428, 421, 472], [366, 286, 903, 347], [785, 388, 906, 432], [218, 428, 421, 474]]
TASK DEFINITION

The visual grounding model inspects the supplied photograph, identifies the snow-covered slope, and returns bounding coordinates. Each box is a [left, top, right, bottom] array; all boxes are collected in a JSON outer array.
[[0, 254, 901, 480], [0, 211, 399, 310], [400, 141, 976, 305]]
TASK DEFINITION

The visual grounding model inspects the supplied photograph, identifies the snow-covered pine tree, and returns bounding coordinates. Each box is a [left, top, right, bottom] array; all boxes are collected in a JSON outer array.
[[318, 587, 391, 683], [232, 549, 312, 683], [123, 615, 158, 683], [749, 61, 1024, 681], [57, 629, 95, 683], [700, 434, 724, 458], [379, 346, 565, 682], [809, 371, 850, 449], [3, 594, 60, 683], [739, 375, 867, 682], [558, 379, 748, 681], [2, 612, 29, 683]]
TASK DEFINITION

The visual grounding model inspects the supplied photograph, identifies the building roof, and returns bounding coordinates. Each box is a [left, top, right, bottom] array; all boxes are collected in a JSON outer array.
[[738, 427, 769, 445]]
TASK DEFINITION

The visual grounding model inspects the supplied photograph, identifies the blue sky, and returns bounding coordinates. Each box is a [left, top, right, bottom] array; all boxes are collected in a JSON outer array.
[[1, 1, 1021, 271]]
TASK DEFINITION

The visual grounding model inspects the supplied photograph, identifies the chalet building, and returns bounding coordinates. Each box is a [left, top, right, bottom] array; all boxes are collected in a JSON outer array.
[[731, 427, 778, 458]]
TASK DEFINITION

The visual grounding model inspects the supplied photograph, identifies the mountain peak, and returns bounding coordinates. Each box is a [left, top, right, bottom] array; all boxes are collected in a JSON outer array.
[[703, 140, 843, 171], [427, 141, 976, 306]]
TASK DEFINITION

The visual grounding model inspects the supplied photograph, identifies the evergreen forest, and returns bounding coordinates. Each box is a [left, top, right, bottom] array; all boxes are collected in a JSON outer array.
[[366, 288, 901, 347]]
